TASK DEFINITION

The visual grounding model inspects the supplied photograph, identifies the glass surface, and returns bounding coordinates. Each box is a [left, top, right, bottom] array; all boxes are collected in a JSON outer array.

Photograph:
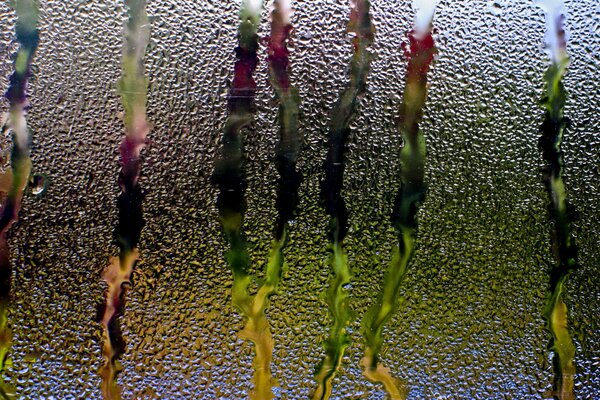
[[0, 0, 598, 398]]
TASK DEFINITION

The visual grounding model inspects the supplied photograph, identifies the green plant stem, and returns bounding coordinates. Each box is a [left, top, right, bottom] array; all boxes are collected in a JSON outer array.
[[237, 232, 287, 400], [234, 2, 302, 398], [99, 1, 150, 398], [212, 2, 308, 399], [539, 49, 576, 400], [0, 1, 39, 397], [361, 18, 436, 399], [313, 242, 352, 400], [217, 3, 302, 398], [313, 1, 374, 398]]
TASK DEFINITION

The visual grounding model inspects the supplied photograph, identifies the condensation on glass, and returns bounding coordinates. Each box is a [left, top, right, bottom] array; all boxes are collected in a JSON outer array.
[[0, 0, 598, 398]]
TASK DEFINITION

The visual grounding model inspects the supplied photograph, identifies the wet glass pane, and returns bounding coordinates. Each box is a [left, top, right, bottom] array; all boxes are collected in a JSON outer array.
[[0, 0, 598, 398]]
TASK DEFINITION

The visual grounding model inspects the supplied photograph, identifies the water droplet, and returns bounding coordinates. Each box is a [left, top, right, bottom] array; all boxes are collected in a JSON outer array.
[[30, 174, 48, 195], [490, 2, 503, 15]]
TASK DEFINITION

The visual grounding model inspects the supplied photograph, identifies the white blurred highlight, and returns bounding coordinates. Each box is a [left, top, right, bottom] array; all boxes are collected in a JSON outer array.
[[413, 0, 437, 35], [537, 0, 564, 10], [277, 0, 292, 23], [536, 0, 567, 63], [245, 0, 263, 15]]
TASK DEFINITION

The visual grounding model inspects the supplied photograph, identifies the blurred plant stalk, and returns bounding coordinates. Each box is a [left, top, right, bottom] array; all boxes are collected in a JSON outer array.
[[240, 1, 301, 398], [98, 0, 150, 398], [360, 1, 436, 398], [213, 0, 302, 398], [537, 1, 577, 399], [0, 0, 39, 397], [312, 1, 374, 399]]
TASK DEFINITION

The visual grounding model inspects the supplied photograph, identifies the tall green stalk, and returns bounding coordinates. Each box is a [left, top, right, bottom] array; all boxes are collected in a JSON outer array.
[[0, 1, 39, 398], [213, 1, 302, 398], [98, 1, 150, 398], [361, 4, 436, 398], [537, 2, 576, 399], [312, 1, 374, 399], [211, 0, 263, 394], [238, 1, 301, 397]]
